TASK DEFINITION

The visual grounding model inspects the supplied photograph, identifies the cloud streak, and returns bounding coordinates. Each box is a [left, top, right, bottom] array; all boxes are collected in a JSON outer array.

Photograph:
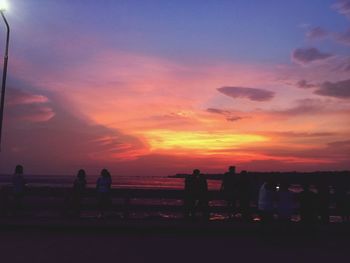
[[217, 86, 275, 101]]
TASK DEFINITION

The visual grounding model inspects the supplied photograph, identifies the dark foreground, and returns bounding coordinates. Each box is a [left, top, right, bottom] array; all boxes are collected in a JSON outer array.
[[1, 219, 350, 263]]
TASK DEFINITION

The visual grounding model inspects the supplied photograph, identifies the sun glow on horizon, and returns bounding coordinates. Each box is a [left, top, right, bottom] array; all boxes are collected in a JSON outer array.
[[142, 130, 269, 152]]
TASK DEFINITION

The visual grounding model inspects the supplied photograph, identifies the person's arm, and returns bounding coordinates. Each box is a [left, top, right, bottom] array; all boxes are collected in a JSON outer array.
[[220, 178, 225, 191], [96, 178, 100, 190]]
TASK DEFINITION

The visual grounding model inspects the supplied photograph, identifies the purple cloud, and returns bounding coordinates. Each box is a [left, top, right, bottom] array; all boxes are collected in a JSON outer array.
[[272, 99, 324, 116], [217, 86, 275, 101], [333, 0, 350, 17], [335, 28, 350, 45], [291, 47, 333, 65], [306, 27, 328, 39], [296, 80, 317, 89], [314, 79, 350, 99], [7, 88, 49, 105], [5, 88, 55, 122]]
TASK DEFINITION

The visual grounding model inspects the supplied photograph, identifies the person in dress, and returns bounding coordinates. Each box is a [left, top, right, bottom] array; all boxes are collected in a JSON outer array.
[[277, 181, 294, 224], [258, 177, 276, 223], [12, 165, 27, 215], [96, 168, 112, 218]]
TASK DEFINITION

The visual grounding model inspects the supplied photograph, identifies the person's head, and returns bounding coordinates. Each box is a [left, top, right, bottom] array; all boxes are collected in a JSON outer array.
[[228, 166, 236, 174], [15, 165, 23, 175], [193, 169, 200, 176], [101, 168, 109, 178], [77, 169, 86, 179]]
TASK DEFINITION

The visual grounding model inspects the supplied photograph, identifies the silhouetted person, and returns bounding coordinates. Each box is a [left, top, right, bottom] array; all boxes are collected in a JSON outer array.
[[71, 169, 87, 217], [237, 170, 252, 221], [258, 177, 275, 223], [277, 181, 293, 223], [299, 183, 317, 225], [221, 166, 237, 218], [197, 170, 209, 220], [96, 168, 112, 218], [12, 165, 27, 215], [184, 169, 198, 219], [0, 186, 10, 217], [317, 176, 330, 224], [334, 175, 350, 222]]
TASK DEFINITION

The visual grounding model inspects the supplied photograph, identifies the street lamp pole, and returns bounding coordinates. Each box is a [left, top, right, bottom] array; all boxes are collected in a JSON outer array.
[[0, 9, 9, 151]]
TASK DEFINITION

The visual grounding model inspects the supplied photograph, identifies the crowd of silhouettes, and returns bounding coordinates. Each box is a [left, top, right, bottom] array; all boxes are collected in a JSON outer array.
[[1, 164, 350, 224], [184, 166, 350, 224]]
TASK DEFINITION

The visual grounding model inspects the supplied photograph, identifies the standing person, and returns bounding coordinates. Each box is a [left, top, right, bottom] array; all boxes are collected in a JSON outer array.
[[221, 166, 237, 219], [0, 186, 9, 217], [258, 177, 275, 223], [12, 165, 27, 215], [317, 175, 330, 224], [299, 183, 317, 225], [71, 169, 87, 217], [197, 170, 209, 220], [334, 175, 350, 222], [184, 170, 198, 220], [96, 169, 112, 218], [237, 170, 252, 221], [277, 181, 294, 223]]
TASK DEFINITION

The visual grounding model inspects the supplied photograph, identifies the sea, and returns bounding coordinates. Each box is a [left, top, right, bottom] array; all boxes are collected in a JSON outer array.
[[0, 174, 222, 190]]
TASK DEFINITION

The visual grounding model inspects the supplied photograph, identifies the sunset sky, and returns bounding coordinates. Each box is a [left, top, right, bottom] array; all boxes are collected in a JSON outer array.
[[0, 0, 349, 176]]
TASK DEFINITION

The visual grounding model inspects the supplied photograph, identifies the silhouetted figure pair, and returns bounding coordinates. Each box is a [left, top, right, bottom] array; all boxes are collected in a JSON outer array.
[[184, 169, 209, 220], [221, 167, 252, 220], [96, 168, 112, 218], [12, 165, 27, 215]]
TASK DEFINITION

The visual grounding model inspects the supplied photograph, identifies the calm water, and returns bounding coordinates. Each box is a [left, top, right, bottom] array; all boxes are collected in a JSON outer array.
[[0, 174, 222, 190]]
